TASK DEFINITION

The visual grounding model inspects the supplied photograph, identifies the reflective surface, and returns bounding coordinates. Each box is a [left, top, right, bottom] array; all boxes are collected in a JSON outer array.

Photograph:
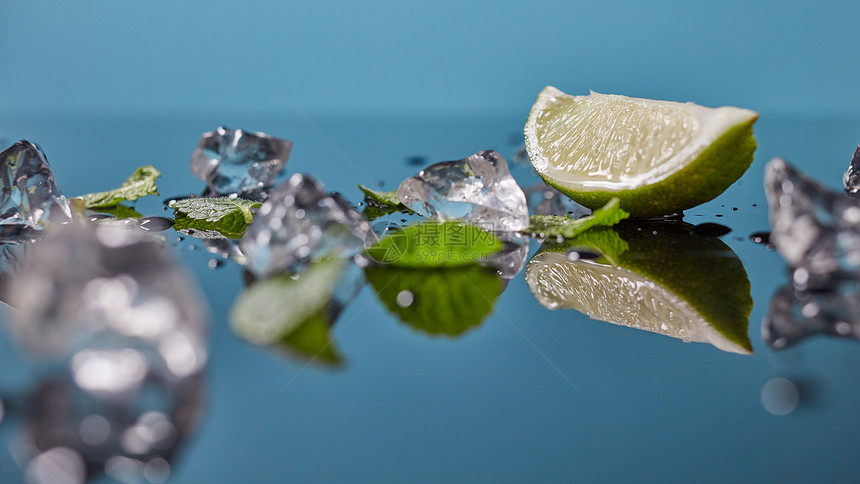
[[2, 113, 860, 483]]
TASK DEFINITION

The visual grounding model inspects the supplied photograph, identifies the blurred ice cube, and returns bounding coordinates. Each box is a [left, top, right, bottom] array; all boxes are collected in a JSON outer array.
[[764, 158, 860, 289], [190, 126, 292, 197], [843, 144, 860, 196], [0, 141, 72, 228], [4, 223, 208, 380], [396, 150, 529, 232], [240, 173, 373, 278]]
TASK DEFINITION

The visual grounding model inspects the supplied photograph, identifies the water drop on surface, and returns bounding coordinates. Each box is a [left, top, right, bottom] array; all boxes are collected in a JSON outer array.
[[692, 223, 731, 237], [88, 213, 116, 222], [137, 217, 174, 232], [207, 259, 224, 270], [749, 231, 771, 245], [406, 155, 427, 166]]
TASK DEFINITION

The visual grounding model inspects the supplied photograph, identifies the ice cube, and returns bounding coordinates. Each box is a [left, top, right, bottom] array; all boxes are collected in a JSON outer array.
[[4, 223, 208, 379], [764, 158, 860, 289], [190, 126, 292, 197], [763, 282, 860, 349], [396, 150, 529, 232], [0, 141, 72, 227], [240, 173, 374, 278], [843, 144, 860, 195]]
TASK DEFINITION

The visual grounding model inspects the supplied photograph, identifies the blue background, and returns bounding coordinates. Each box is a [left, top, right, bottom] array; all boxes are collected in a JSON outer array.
[[3, 2, 860, 483], [2, 0, 860, 118]]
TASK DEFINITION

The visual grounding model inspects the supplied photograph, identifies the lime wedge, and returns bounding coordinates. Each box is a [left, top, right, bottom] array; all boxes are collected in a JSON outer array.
[[525, 224, 753, 354], [525, 87, 758, 217]]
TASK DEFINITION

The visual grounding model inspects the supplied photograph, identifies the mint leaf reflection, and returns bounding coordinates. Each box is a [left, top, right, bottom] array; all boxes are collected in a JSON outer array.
[[358, 184, 411, 221], [230, 259, 346, 365], [88, 203, 143, 220], [366, 264, 501, 336], [366, 221, 503, 267], [525, 223, 753, 354]]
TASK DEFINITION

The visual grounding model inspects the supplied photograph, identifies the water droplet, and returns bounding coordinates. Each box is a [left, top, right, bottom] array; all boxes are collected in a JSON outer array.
[[88, 213, 116, 222], [137, 217, 174, 232], [163, 195, 195, 208], [731, 207, 739, 211], [376, 180, 385, 188], [692, 223, 731, 237], [715, 214, 724, 218], [567, 250, 599, 261], [207, 259, 224, 270], [406, 155, 427, 166], [396, 290, 414, 307], [749, 231, 771, 245]]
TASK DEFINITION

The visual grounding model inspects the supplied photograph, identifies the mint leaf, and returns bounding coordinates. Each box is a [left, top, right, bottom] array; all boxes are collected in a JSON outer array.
[[80, 165, 161, 208], [230, 259, 345, 364], [366, 221, 503, 268], [358, 184, 412, 221], [527, 197, 629, 238], [365, 263, 501, 336], [172, 197, 261, 239]]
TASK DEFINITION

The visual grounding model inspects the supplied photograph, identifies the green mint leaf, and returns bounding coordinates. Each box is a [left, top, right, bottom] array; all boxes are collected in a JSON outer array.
[[230, 259, 345, 364], [172, 197, 261, 239], [80, 165, 161, 208], [365, 263, 501, 336], [358, 184, 412, 221], [527, 197, 629, 238], [365, 221, 503, 268]]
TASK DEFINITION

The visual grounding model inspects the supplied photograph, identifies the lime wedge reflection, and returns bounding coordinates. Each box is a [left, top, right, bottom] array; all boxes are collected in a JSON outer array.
[[525, 223, 753, 354]]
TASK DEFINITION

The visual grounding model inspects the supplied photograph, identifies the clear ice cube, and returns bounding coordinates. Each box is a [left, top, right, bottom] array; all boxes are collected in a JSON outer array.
[[396, 150, 530, 232], [240, 173, 374, 278], [843, 144, 860, 196], [190, 126, 292, 197], [0, 141, 72, 227], [4, 223, 208, 380], [764, 158, 860, 289]]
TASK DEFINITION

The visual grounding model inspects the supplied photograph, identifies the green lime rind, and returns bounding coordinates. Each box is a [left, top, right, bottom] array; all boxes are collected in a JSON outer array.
[[534, 222, 753, 353], [613, 223, 752, 352], [539, 119, 757, 217]]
